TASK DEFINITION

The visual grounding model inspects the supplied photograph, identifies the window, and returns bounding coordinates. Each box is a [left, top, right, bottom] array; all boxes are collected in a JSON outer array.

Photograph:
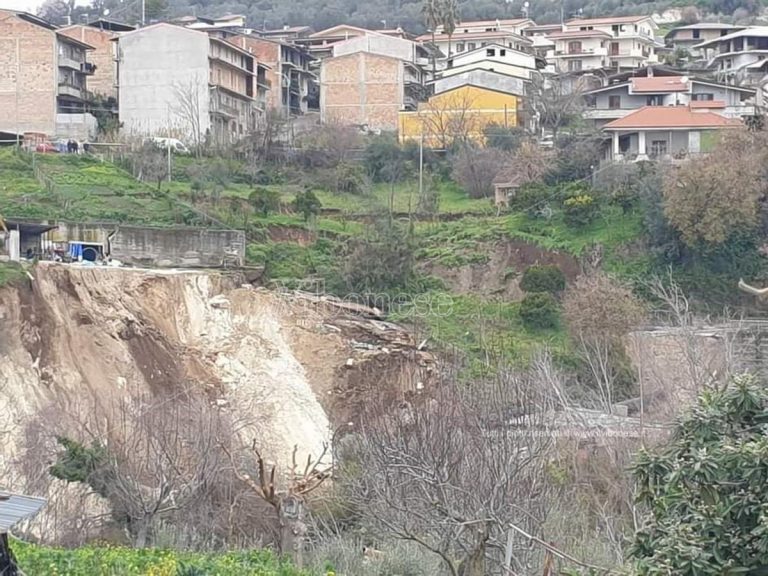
[[487, 48, 495, 56], [692, 28, 701, 39], [500, 49, 506, 56], [568, 59, 582, 71], [568, 40, 582, 54], [456, 42, 465, 52], [646, 95, 663, 106], [468, 42, 476, 51], [609, 95, 621, 109], [650, 140, 668, 157], [692, 93, 714, 101]]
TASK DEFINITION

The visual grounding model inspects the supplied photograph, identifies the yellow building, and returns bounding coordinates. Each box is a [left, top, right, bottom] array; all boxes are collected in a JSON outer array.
[[398, 84, 520, 148]]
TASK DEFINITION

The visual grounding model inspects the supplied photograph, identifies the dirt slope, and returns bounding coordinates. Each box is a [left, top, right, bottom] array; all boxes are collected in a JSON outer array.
[[0, 263, 433, 495]]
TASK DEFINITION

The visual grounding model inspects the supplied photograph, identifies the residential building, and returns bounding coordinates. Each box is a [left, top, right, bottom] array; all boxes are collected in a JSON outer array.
[[694, 27, 768, 86], [443, 42, 542, 80], [0, 9, 98, 140], [602, 105, 740, 161], [418, 19, 534, 59], [547, 16, 660, 73], [583, 74, 756, 127], [255, 25, 313, 43], [399, 84, 521, 147], [296, 25, 400, 60], [117, 23, 263, 146], [320, 35, 430, 131], [664, 23, 743, 58], [58, 19, 135, 101], [229, 34, 315, 115]]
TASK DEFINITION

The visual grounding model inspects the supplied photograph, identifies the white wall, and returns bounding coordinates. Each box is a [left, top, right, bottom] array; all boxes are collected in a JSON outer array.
[[332, 34, 418, 62], [118, 25, 211, 140]]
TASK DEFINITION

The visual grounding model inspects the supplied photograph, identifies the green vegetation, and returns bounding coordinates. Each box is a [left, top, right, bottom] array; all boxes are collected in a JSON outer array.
[[519, 292, 560, 330], [0, 262, 24, 287], [630, 375, 768, 575], [520, 265, 566, 294], [13, 540, 307, 576]]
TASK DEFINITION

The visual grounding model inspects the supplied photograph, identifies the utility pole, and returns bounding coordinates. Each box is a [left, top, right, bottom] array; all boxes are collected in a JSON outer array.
[[141, 0, 146, 26], [418, 131, 424, 199]]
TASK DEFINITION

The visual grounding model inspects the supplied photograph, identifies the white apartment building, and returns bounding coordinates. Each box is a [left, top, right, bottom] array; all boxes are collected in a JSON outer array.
[[443, 43, 540, 80], [694, 27, 768, 86], [419, 18, 534, 59], [547, 15, 660, 73]]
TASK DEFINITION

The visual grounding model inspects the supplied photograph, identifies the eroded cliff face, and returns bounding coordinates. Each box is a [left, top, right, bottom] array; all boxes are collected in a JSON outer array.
[[0, 263, 433, 541]]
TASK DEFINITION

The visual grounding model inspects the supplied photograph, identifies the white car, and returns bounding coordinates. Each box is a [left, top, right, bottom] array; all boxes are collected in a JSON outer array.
[[148, 137, 191, 155]]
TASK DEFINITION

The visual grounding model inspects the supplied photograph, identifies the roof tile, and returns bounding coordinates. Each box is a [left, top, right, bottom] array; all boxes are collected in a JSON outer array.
[[603, 106, 741, 130]]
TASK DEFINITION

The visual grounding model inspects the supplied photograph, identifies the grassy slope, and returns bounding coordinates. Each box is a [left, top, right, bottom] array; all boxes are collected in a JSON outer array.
[[0, 151, 646, 365], [0, 149, 195, 225]]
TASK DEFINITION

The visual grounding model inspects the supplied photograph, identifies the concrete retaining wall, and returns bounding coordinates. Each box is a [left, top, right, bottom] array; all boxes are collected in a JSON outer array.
[[110, 226, 244, 267]]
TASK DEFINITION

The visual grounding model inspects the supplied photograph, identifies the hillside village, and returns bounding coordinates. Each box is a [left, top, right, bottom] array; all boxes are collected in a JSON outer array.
[[5, 2, 768, 576]]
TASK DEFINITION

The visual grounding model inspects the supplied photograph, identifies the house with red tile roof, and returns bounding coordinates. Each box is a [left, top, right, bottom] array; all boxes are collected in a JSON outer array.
[[602, 105, 742, 161], [583, 74, 756, 127]]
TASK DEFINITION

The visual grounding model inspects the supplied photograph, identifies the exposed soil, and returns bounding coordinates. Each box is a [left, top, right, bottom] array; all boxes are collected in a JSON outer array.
[[424, 239, 581, 300]]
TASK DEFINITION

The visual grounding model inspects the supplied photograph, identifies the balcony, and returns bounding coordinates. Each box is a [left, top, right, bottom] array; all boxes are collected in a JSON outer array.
[[57, 82, 85, 99], [552, 46, 607, 57], [80, 62, 96, 75], [58, 55, 83, 71], [211, 100, 239, 118], [257, 77, 272, 91]]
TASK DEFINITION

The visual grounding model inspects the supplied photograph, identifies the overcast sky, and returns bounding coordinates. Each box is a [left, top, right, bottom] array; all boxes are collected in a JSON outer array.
[[0, 0, 89, 14]]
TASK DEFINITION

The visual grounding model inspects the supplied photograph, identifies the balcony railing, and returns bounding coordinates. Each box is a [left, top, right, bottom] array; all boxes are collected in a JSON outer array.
[[58, 55, 83, 71], [57, 82, 85, 99], [80, 62, 96, 75]]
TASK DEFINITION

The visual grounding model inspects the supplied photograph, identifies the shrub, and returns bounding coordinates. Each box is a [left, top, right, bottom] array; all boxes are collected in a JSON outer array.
[[563, 194, 598, 228], [317, 163, 367, 195], [519, 292, 559, 329], [483, 123, 525, 151], [451, 146, 509, 199], [293, 189, 322, 222], [520, 265, 566, 294], [249, 187, 281, 216], [363, 133, 412, 182]]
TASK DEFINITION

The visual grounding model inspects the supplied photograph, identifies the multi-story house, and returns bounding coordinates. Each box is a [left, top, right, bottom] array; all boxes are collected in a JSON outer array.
[[419, 18, 534, 59], [58, 19, 135, 101], [0, 9, 97, 140], [320, 34, 430, 131], [694, 27, 768, 86], [117, 23, 266, 146], [295, 25, 406, 60], [443, 42, 542, 80], [229, 35, 315, 116], [547, 16, 660, 73], [664, 23, 743, 59], [583, 73, 756, 127]]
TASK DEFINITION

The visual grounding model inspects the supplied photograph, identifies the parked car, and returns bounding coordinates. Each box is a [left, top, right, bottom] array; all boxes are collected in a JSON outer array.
[[148, 137, 191, 155]]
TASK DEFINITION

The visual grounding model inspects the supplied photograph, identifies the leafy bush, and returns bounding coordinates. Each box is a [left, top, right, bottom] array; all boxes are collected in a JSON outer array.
[[519, 292, 559, 329], [483, 123, 525, 151], [630, 375, 768, 575], [316, 163, 367, 195], [14, 541, 307, 576], [293, 189, 322, 222], [520, 265, 566, 294], [563, 194, 599, 228], [363, 134, 412, 182], [249, 187, 282, 216]]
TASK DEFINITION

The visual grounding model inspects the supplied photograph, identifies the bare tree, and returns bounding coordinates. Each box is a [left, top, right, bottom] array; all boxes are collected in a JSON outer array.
[[563, 273, 646, 412], [47, 393, 227, 548], [527, 72, 584, 140], [339, 366, 564, 576], [451, 146, 509, 199], [419, 90, 481, 149], [172, 78, 206, 157], [225, 441, 331, 566]]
